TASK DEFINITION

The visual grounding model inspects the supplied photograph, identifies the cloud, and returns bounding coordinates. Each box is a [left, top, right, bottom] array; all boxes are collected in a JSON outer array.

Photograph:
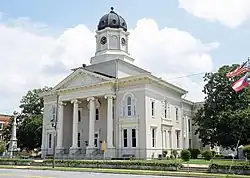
[[0, 16, 218, 114], [178, 0, 250, 28]]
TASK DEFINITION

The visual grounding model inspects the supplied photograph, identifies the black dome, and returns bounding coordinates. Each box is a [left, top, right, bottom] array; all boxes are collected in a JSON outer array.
[[97, 7, 127, 32]]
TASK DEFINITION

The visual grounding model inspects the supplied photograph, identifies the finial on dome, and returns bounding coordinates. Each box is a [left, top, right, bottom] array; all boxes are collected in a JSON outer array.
[[110, 7, 114, 11]]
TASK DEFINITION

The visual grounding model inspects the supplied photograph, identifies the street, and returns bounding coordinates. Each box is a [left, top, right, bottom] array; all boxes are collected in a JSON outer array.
[[0, 169, 191, 178]]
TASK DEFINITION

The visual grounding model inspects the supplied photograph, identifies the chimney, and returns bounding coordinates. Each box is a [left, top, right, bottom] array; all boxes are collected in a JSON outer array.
[[82, 64, 86, 68]]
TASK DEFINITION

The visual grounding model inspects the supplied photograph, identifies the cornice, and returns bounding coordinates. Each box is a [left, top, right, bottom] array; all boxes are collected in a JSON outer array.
[[42, 80, 115, 97]]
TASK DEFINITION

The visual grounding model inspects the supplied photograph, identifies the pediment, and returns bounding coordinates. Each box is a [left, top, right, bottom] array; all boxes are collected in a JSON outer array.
[[53, 68, 113, 90]]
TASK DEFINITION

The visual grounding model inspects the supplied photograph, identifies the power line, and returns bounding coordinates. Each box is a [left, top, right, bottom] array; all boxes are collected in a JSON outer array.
[[167, 72, 206, 81]]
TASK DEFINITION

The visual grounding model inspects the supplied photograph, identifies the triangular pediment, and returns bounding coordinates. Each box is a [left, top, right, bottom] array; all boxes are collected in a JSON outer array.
[[53, 68, 113, 90]]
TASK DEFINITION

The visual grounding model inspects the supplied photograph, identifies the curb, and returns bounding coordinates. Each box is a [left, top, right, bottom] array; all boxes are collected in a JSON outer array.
[[0, 166, 249, 178]]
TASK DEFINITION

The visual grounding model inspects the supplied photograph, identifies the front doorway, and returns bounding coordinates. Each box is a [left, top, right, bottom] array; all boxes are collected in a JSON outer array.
[[94, 132, 99, 148]]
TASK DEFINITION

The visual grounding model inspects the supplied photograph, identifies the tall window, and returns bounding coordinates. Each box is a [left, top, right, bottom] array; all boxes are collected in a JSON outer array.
[[78, 110, 81, 122], [78, 133, 81, 147], [164, 101, 167, 118], [176, 131, 180, 148], [189, 139, 192, 148], [188, 119, 191, 133], [121, 93, 137, 117], [0, 123, 4, 130], [123, 129, 128, 147], [127, 97, 132, 116], [176, 107, 179, 120], [152, 128, 156, 147], [151, 101, 155, 117], [52, 106, 56, 121], [96, 109, 99, 120], [164, 130, 167, 148], [48, 133, 52, 148], [94, 133, 98, 147], [132, 129, 136, 147]]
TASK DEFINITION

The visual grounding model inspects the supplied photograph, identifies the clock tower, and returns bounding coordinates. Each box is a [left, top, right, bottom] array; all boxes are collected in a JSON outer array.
[[90, 7, 134, 65]]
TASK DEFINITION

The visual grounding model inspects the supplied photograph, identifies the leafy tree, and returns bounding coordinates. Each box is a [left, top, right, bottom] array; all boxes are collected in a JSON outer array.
[[17, 115, 43, 150], [202, 150, 213, 161], [193, 65, 250, 149], [181, 149, 191, 161], [19, 86, 51, 117], [0, 141, 6, 155], [2, 86, 52, 150]]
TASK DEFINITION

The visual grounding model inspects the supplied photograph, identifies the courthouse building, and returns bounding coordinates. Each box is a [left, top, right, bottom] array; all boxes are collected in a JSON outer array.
[[41, 7, 204, 159]]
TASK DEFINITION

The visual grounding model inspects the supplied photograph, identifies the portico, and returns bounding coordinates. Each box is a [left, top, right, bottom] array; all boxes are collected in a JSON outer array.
[[55, 94, 116, 158]]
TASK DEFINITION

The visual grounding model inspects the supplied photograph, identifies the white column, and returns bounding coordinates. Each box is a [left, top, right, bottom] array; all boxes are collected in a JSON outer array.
[[87, 97, 95, 148], [56, 102, 66, 149], [104, 94, 115, 148], [70, 99, 81, 148], [162, 130, 166, 149], [185, 116, 189, 148]]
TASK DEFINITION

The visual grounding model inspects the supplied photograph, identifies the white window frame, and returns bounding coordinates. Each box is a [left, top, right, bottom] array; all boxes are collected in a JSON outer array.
[[121, 92, 137, 117]]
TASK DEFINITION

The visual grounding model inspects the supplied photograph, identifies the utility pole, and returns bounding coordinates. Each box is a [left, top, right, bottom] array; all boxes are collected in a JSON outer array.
[[52, 92, 59, 168]]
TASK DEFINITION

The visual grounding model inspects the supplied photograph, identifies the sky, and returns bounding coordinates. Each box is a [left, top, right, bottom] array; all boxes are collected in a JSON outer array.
[[1, 0, 250, 115]]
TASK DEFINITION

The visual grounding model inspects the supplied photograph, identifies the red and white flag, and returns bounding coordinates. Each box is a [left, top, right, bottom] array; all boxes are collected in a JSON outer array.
[[232, 73, 249, 92], [226, 60, 250, 78]]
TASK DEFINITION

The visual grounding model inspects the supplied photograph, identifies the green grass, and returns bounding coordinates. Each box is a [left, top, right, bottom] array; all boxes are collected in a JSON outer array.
[[0, 165, 249, 178], [183, 159, 248, 165]]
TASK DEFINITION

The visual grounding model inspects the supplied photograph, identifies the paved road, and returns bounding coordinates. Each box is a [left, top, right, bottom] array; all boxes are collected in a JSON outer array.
[[0, 169, 191, 178]]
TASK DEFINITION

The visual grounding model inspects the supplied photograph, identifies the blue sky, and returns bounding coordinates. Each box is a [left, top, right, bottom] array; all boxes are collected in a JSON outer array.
[[1, 0, 250, 114], [1, 0, 250, 66]]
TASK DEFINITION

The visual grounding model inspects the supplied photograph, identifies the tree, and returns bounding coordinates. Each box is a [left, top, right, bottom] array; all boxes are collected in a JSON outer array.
[[19, 87, 51, 117], [2, 86, 52, 150], [193, 65, 250, 149], [181, 149, 191, 162], [17, 115, 43, 150]]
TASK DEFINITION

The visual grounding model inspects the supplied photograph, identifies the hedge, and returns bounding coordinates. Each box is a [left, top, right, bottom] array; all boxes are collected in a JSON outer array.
[[42, 159, 182, 171], [210, 164, 250, 175], [0, 159, 182, 171]]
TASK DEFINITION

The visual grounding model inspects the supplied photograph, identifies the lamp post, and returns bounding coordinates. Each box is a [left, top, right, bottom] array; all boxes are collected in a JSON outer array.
[[51, 92, 59, 168]]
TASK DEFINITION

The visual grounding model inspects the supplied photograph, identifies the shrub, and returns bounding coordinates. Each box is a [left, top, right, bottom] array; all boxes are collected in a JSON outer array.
[[211, 151, 216, 157], [243, 145, 250, 159], [188, 148, 201, 159], [215, 154, 224, 158], [0, 141, 6, 155], [181, 149, 191, 162], [171, 150, 178, 159], [202, 150, 213, 161], [162, 150, 168, 157]]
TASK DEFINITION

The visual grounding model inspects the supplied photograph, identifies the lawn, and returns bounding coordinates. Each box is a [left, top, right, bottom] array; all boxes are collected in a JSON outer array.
[[182, 159, 247, 165], [141, 158, 247, 165]]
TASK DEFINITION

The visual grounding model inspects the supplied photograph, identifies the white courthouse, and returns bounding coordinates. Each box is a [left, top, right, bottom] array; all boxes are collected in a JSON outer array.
[[41, 7, 204, 159]]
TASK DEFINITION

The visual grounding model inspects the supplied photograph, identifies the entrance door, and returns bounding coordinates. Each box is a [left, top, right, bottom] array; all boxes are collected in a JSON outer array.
[[94, 133, 99, 148]]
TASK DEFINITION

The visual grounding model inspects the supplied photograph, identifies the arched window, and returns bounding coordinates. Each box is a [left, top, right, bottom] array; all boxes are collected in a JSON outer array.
[[127, 97, 132, 116], [162, 98, 170, 119], [120, 93, 137, 117]]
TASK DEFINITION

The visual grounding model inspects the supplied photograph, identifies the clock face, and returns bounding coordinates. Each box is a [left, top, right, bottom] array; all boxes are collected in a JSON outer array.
[[100, 36, 107, 45], [121, 38, 126, 45]]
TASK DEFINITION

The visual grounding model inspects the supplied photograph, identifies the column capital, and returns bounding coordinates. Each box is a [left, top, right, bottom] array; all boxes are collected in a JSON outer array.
[[87, 96, 95, 102], [59, 101, 67, 106], [104, 94, 116, 99], [71, 99, 81, 104]]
